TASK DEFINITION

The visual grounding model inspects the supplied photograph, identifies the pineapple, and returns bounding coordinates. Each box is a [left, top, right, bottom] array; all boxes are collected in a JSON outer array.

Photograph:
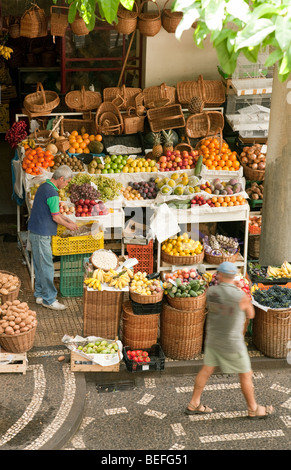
[[162, 129, 174, 153], [152, 132, 163, 159]]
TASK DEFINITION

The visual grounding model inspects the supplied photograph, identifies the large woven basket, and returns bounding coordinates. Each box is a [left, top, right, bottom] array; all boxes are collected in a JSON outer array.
[[206, 110, 225, 136], [83, 288, 123, 338], [95, 102, 124, 135], [103, 84, 142, 111], [160, 302, 206, 359], [122, 301, 159, 349], [147, 104, 185, 132], [0, 326, 37, 353], [162, 0, 182, 33], [70, 13, 89, 36], [0, 270, 21, 304], [166, 290, 207, 311], [20, 5, 47, 38], [65, 86, 102, 112], [138, 0, 161, 37], [24, 83, 60, 114], [252, 305, 291, 358], [241, 161, 265, 181], [60, 118, 97, 137], [177, 74, 225, 107], [161, 249, 204, 266], [143, 82, 176, 108], [186, 112, 210, 139], [50, 5, 68, 37], [204, 249, 239, 265], [29, 129, 53, 146], [115, 3, 138, 34], [129, 289, 164, 305]]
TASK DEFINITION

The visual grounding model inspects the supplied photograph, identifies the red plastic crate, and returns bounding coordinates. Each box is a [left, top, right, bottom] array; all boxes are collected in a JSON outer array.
[[126, 240, 154, 274]]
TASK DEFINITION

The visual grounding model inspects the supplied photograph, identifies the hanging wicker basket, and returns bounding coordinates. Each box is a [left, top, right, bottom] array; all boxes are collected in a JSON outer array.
[[206, 110, 225, 136], [23, 82, 60, 114], [20, 4, 47, 38], [71, 13, 90, 36], [65, 86, 102, 112], [9, 21, 20, 39], [115, 2, 138, 35], [138, 0, 162, 37], [50, 5, 68, 37], [162, 0, 183, 33]]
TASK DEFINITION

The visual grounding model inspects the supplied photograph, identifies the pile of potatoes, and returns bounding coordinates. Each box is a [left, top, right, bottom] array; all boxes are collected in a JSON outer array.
[[0, 300, 37, 336], [0, 272, 20, 297]]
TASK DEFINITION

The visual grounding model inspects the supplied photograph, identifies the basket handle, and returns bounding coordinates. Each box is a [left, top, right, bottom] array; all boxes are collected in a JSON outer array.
[[160, 82, 169, 98], [139, 0, 161, 18], [198, 75, 206, 101], [36, 82, 47, 105], [127, 106, 137, 116], [50, 5, 69, 15]]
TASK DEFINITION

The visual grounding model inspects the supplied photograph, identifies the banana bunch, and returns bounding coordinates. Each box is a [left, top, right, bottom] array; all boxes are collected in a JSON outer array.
[[202, 272, 213, 283], [109, 269, 133, 290], [267, 260, 291, 278], [103, 268, 118, 283], [93, 268, 106, 283], [84, 277, 102, 290], [0, 45, 13, 60], [20, 138, 36, 149]]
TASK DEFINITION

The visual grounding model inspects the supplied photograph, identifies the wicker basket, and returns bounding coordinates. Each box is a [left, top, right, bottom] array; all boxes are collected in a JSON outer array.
[[177, 74, 225, 107], [29, 129, 53, 146], [162, 0, 182, 33], [147, 104, 185, 132], [123, 107, 145, 134], [65, 86, 102, 112], [96, 102, 124, 135], [0, 270, 21, 304], [9, 22, 20, 39], [138, 0, 161, 37], [186, 112, 210, 139], [252, 305, 291, 358], [248, 234, 260, 259], [0, 326, 37, 353], [83, 288, 123, 338], [122, 301, 159, 349], [129, 289, 164, 305], [103, 84, 142, 111], [160, 302, 206, 359], [174, 142, 193, 153], [204, 249, 239, 265], [60, 118, 97, 137], [20, 5, 47, 38], [50, 5, 68, 37], [143, 82, 176, 108], [166, 290, 207, 311], [71, 13, 90, 36], [206, 110, 225, 136], [23, 83, 60, 114], [241, 161, 265, 181], [161, 249, 204, 266], [115, 3, 138, 35]]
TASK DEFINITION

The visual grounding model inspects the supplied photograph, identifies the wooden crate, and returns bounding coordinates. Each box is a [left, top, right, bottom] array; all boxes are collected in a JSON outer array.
[[70, 351, 120, 372], [0, 351, 27, 374]]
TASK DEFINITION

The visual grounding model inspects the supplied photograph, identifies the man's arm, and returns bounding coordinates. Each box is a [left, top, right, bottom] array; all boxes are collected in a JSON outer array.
[[53, 213, 78, 231], [240, 293, 255, 319]]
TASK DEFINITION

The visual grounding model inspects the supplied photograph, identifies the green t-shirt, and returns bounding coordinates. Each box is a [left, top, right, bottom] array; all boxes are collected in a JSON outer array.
[[205, 282, 246, 353]]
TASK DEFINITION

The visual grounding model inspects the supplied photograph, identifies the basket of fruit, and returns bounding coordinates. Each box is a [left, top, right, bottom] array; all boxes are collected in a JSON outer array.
[[239, 144, 266, 181], [129, 272, 163, 304], [161, 235, 204, 265], [0, 300, 37, 353], [203, 234, 240, 265], [195, 134, 241, 172], [165, 278, 207, 311], [0, 271, 21, 303]]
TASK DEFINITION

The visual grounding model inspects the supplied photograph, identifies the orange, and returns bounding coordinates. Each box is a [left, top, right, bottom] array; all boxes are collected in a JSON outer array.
[[218, 160, 224, 167], [209, 165, 216, 170], [72, 142, 79, 149], [217, 196, 224, 204], [205, 159, 212, 167], [82, 133, 89, 139], [89, 134, 95, 141], [95, 134, 102, 141], [230, 196, 236, 202], [83, 148, 90, 154], [211, 196, 218, 203], [232, 160, 240, 169], [26, 167, 32, 174], [79, 142, 86, 150], [215, 202, 221, 207], [228, 201, 234, 207], [69, 147, 76, 153], [221, 202, 228, 207], [224, 196, 230, 203], [71, 130, 78, 137]]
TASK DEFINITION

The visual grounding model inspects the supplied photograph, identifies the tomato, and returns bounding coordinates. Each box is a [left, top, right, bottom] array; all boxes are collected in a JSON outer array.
[[142, 351, 148, 357], [137, 357, 144, 362], [127, 350, 132, 357], [144, 357, 151, 363], [136, 350, 142, 356], [132, 356, 139, 362]]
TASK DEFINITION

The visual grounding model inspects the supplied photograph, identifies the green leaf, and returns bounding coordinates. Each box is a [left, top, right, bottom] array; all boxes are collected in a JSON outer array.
[[68, 2, 77, 23], [226, 0, 250, 24], [99, 0, 120, 24], [242, 45, 260, 64], [235, 18, 276, 51], [175, 6, 200, 39], [264, 48, 284, 67], [120, 0, 135, 9], [216, 38, 239, 75], [275, 15, 291, 52], [204, 0, 225, 31]]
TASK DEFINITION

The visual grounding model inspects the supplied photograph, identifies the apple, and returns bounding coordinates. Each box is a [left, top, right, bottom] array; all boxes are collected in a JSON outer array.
[[78, 199, 84, 205]]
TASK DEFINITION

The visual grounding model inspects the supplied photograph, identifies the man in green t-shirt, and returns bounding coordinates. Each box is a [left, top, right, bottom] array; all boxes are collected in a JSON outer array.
[[185, 262, 274, 419]]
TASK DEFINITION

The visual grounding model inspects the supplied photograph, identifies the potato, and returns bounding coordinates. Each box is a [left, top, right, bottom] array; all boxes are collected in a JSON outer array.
[[9, 321, 15, 328], [14, 317, 22, 324], [0, 288, 9, 295], [5, 326, 14, 335], [12, 300, 21, 306]]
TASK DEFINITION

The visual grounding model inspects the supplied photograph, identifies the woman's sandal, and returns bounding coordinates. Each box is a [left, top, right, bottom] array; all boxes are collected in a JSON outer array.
[[185, 403, 213, 415], [248, 404, 274, 419]]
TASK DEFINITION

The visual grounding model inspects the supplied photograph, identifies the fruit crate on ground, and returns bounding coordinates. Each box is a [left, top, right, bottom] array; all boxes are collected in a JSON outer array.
[[60, 253, 91, 297], [0, 351, 27, 374], [126, 240, 154, 274], [70, 351, 120, 372], [123, 344, 165, 372]]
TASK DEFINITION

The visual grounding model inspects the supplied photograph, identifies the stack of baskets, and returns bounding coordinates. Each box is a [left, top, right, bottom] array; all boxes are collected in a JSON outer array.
[[122, 300, 160, 350], [95, 102, 124, 135], [161, 291, 207, 360]]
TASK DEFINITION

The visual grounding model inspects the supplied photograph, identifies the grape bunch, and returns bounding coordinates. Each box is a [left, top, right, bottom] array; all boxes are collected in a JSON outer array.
[[68, 183, 101, 204]]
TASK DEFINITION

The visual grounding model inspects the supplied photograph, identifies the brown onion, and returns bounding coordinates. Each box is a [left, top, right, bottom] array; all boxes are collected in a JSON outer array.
[[252, 163, 258, 169], [258, 162, 265, 170]]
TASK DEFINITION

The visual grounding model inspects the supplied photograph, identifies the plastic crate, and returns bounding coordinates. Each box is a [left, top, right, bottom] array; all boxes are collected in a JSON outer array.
[[123, 344, 165, 372], [126, 240, 154, 274], [60, 253, 91, 297], [130, 298, 163, 315], [52, 222, 104, 256]]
